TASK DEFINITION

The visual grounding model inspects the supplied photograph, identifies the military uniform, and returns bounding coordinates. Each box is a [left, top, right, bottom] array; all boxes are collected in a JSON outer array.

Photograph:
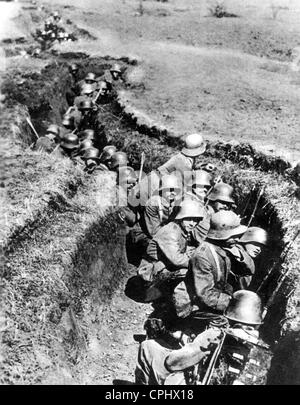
[[157, 152, 195, 178]]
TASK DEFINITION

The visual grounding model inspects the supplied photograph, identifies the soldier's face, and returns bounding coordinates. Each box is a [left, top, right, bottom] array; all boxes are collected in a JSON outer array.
[[163, 188, 178, 202], [192, 185, 209, 201], [244, 243, 262, 258], [181, 218, 200, 232], [213, 200, 232, 212]]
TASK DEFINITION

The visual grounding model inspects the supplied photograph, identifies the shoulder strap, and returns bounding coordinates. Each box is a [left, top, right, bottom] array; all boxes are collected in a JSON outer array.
[[207, 244, 222, 281]]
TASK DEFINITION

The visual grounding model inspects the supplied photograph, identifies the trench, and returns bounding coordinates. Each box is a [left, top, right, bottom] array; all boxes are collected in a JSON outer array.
[[1, 54, 299, 385]]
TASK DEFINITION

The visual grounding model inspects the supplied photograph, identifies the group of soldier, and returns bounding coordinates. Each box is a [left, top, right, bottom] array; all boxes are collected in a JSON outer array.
[[31, 57, 269, 385], [32, 62, 129, 175], [33, 11, 74, 53], [110, 133, 270, 385]]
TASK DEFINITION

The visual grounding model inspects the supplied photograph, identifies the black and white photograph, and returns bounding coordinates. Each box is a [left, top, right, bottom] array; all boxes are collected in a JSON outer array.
[[0, 0, 299, 387]]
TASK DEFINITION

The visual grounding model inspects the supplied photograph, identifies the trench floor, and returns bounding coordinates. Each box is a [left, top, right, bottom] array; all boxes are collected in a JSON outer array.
[[77, 267, 151, 385]]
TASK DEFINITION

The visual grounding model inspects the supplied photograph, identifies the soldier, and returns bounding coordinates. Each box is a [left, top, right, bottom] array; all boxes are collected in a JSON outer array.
[[45, 124, 60, 142], [56, 133, 80, 159], [235, 226, 268, 289], [66, 63, 81, 106], [135, 290, 263, 385], [126, 199, 205, 305], [77, 139, 94, 157], [94, 80, 110, 104], [73, 84, 95, 108], [143, 173, 183, 239], [60, 115, 77, 137], [82, 147, 101, 173], [76, 100, 107, 149], [118, 166, 138, 191], [110, 151, 128, 172], [157, 133, 207, 178], [77, 128, 95, 143], [110, 63, 124, 82], [97, 145, 117, 171], [183, 211, 249, 316], [77, 72, 97, 92], [206, 182, 236, 214], [135, 327, 222, 385], [185, 169, 212, 203]]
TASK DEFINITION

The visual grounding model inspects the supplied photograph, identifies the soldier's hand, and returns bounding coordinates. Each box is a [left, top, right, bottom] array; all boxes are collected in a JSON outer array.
[[193, 327, 223, 351]]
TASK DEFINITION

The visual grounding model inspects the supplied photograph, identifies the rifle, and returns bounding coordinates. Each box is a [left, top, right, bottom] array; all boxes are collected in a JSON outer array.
[[26, 117, 39, 139], [247, 184, 265, 227], [204, 174, 222, 207], [241, 185, 256, 218], [256, 228, 300, 294], [139, 152, 145, 184]]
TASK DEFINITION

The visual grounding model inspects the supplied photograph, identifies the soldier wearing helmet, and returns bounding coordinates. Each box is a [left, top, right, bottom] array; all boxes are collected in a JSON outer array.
[[96, 145, 117, 171], [238, 227, 268, 259], [66, 63, 81, 106], [158, 133, 207, 179], [232, 227, 268, 289], [94, 80, 110, 104], [182, 211, 250, 316], [143, 174, 183, 239], [60, 114, 77, 138], [110, 151, 128, 171], [57, 133, 80, 159], [82, 147, 101, 173], [207, 182, 236, 214], [135, 288, 263, 385], [110, 63, 124, 81], [126, 199, 205, 305]]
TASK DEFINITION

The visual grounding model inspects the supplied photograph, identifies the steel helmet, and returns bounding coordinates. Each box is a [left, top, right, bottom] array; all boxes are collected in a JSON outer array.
[[207, 211, 247, 240], [159, 174, 182, 193], [62, 115, 74, 127], [85, 72, 97, 82], [80, 129, 95, 141], [207, 182, 235, 204], [81, 84, 94, 96], [110, 63, 122, 73], [118, 166, 138, 185], [100, 145, 117, 163], [82, 147, 100, 161], [110, 151, 128, 169], [78, 99, 94, 111], [225, 290, 263, 325], [60, 133, 79, 150], [188, 170, 212, 188], [46, 124, 60, 136], [79, 139, 94, 153], [181, 133, 206, 157], [175, 199, 205, 221], [239, 227, 268, 246]]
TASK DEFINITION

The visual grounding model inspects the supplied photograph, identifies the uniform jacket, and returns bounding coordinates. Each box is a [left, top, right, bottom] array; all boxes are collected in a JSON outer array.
[[146, 222, 198, 271], [157, 153, 195, 177], [186, 241, 232, 312], [144, 195, 180, 238]]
